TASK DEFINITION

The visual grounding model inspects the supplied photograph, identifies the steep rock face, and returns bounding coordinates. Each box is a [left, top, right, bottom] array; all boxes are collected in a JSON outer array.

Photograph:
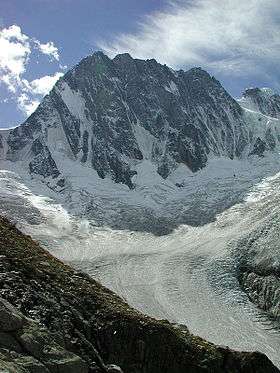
[[233, 211, 280, 323], [2, 52, 266, 188], [0, 216, 278, 373], [240, 88, 280, 118], [239, 270, 280, 321]]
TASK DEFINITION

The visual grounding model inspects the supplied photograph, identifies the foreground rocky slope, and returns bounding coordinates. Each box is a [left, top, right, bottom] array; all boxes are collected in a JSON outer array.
[[0, 298, 89, 373], [0, 216, 278, 373]]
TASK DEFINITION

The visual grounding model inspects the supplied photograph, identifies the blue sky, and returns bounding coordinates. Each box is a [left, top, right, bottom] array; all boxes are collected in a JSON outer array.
[[0, 0, 279, 128]]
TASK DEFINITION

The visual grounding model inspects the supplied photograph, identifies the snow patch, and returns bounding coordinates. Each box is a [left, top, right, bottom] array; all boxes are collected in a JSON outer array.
[[133, 124, 155, 159], [58, 81, 91, 132], [164, 81, 180, 96]]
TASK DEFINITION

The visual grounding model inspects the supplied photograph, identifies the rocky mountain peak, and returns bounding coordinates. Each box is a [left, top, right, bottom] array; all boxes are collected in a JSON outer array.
[[243, 87, 275, 98], [240, 87, 280, 117], [1, 52, 280, 190], [113, 52, 134, 62]]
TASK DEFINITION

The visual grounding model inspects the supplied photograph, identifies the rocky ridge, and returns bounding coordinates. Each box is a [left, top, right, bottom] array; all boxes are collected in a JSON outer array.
[[1, 52, 280, 190], [240, 270, 280, 321], [233, 213, 280, 324], [240, 88, 280, 118]]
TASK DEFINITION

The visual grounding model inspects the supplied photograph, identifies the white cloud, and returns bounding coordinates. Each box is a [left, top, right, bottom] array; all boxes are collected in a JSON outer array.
[[0, 24, 64, 117], [26, 72, 64, 95], [34, 40, 60, 61], [59, 64, 68, 70], [0, 25, 31, 92], [17, 93, 40, 116], [101, 0, 280, 79], [1, 24, 29, 43]]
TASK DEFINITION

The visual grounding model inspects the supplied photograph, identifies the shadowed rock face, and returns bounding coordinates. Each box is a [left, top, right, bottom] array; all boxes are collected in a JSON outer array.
[[0, 216, 279, 373], [239, 270, 280, 322], [4, 52, 251, 188], [242, 88, 280, 118]]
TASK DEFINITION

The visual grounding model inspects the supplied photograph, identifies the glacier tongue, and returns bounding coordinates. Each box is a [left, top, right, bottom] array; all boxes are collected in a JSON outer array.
[[0, 155, 280, 367]]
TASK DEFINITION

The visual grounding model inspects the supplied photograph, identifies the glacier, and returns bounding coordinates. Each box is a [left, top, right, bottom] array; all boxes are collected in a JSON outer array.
[[0, 152, 280, 366]]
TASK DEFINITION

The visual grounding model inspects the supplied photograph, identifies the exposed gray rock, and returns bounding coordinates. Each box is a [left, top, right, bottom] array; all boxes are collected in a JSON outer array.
[[0, 298, 24, 332], [11, 354, 50, 373], [3, 52, 273, 189], [0, 332, 22, 353], [249, 137, 268, 156], [106, 364, 123, 373], [0, 349, 50, 373], [0, 298, 88, 373], [18, 324, 88, 373], [235, 210, 280, 322], [242, 88, 280, 118], [28, 138, 60, 178], [240, 271, 280, 320]]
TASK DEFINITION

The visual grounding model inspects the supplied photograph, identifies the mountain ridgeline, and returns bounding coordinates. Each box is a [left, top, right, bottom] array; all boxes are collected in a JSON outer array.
[[1, 51, 280, 189], [241, 88, 280, 118]]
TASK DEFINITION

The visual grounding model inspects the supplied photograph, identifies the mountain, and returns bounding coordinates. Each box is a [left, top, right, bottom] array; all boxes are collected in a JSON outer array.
[[0, 216, 278, 373], [1, 52, 280, 369], [238, 88, 280, 118], [1, 51, 280, 235], [1, 52, 280, 191]]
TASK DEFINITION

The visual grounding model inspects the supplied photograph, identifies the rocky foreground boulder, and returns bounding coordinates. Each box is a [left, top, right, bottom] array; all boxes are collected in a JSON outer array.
[[0, 216, 278, 373], [0, 297, 88, 373]]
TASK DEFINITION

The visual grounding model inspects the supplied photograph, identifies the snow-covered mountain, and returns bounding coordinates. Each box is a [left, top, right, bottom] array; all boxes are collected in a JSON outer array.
[[238, 87, 280, 118], [1, 51, 280, 192], [1, 52, 280, 368]]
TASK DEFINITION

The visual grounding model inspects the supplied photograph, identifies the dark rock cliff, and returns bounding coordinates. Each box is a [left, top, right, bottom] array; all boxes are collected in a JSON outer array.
[[3, 52, 255, 188], [242, 88, 280, 118], [235, 216, 280, 324]]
